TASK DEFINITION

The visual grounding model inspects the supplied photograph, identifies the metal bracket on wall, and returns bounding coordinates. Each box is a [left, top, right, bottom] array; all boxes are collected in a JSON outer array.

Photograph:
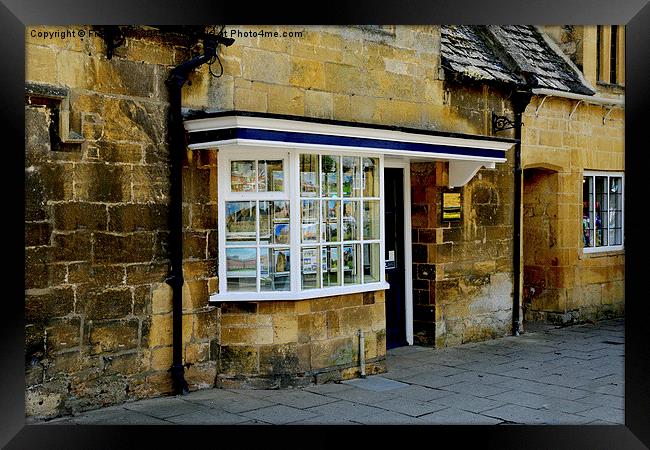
[[569, 100, 583, 119], [492, 112, 515, 133], [534, 95, 548, 117], [97, 26, 126, 60]]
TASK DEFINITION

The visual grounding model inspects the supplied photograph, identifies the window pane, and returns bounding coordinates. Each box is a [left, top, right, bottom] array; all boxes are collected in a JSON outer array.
[[609, 177, 623, 245], [258, 160, 284, 192], [226, 201, 256, 243], [231, 160, 256, 192], [260, 248, 290, 291], [363, 200, 380, 240], [226, 248, 257, 291], [301, 247, 320, 289], [322, 245, 340, 287], [322, 200, 340, 242], [582, 177, 593, 247], [595, 176, 608, 247], [321, 155, 340, 197], [342, 156, 361, 197], [363, 243, 380, 283], [342, 200, 360, 241], [363, 157, 379, 197], [300, 154, 320, 197], [301, 199, 319, 243], [343, 244, 361, 285], [259, 201, 290, 245]]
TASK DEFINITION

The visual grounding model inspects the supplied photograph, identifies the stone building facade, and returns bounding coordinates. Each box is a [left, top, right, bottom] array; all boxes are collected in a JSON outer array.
[[521, 26, 625, 324], [24, 24, 623, 419]]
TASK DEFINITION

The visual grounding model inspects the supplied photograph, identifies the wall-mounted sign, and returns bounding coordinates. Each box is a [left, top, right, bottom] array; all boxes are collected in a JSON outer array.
[[442, 192, 462, 221]]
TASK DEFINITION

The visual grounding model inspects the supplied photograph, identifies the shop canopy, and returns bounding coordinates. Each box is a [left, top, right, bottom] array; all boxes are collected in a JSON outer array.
[[183, 111, 516, 188]]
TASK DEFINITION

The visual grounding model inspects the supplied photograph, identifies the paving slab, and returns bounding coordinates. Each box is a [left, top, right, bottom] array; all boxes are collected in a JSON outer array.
[[123, 397, 210, 419], [343, 376, 410, 391], [433, 392, 507, 413], [576, 406, 625, 423], [418, 407, 502, 424], [373, 396, 447, 417], [239, 404, 319, 425], [392, 385, 455, 402], [164, 409, 251, 425], [71, 408, 170, 425], [304, 400, 386, 420]]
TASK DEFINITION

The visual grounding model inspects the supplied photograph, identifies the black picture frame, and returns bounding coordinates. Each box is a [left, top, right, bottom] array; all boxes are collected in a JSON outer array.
[[7, 1, 650, 448]]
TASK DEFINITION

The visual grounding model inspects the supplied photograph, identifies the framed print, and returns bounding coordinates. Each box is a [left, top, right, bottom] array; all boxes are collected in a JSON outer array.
[[273, 223, 289, 244]]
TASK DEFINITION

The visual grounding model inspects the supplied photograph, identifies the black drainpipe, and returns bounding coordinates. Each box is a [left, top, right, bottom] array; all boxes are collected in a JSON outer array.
[[511, 91, 533, 336], [165, 34, 231, 395]]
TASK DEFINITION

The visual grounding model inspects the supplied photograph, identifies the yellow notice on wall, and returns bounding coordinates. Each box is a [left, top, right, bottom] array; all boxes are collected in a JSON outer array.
[[442, 192, 462, 221]]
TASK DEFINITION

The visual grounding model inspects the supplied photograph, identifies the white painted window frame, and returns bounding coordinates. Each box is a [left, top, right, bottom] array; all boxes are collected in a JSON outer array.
[[214, 146, 389, 302], [582, 170, 624, 254]]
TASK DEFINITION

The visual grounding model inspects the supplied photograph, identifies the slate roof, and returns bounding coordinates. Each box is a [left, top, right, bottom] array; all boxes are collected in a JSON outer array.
[[441, 25, 595, 96]]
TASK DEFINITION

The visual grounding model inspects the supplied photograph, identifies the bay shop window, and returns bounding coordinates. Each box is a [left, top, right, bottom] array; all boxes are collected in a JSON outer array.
[[219, 150, 385, 299], [183, 113, 514, 302]]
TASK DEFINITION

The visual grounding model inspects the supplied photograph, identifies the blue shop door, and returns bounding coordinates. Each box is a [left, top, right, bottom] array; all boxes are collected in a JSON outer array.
[[384, 168, 408, 349]]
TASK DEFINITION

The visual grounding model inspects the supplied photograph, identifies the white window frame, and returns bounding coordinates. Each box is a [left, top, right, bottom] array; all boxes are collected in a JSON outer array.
[[214, 146, 389, 301], [582, 170, 624, 254]]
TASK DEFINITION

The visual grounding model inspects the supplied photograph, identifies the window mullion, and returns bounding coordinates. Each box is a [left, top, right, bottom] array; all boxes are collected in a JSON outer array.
[[290, 152, 300, 293]]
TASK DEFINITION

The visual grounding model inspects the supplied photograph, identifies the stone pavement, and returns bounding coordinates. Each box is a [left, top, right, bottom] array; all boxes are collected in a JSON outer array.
[[40, 318, 624, 425]]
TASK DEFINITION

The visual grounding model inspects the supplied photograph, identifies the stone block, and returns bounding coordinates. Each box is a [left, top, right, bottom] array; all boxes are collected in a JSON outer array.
[[74, 163, 130, 203], [108, 204, 168, 233], [182, 231, 207, 260], [25, 247, 52, 289], [102, 351, 146, 376], [304, 90, 333, 119], [266, 84, 305, 116], [193, 309, 219, 341], [290, 57, 326, 90], [87, 319, 139, 355], [339, 306, 373, 335], [182, 279, 209, 312], [25, 286, 75, 324], [190, 203, 218, 230], [272, 314, 299, 344], [221, 326, 272, 345], [326, 310, 341, 338], [234, 87, 267, 112], [44, 317, 81, 354], [258, 301, 296, 315], [80, 287, 132, 320], [416, 263, 436, 280], [242, 47, 291, 84], [51, 231, 92, 262], [126, 263, 168, 285], [183, 342, 211, 364], [69, 263, 124, 286], [25, 221, 52, 247], [218, 345, 258, 375], [25, 323, 45, 363], [150, 346, 173, 371], [259, 343, 301, 375], [310, 336, 354, 369], [93, 232, 155, 264], [150, 283, 172, 314]]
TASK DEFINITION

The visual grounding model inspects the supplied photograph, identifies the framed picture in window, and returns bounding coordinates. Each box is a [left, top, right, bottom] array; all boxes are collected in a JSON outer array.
[[301, 248, 318, 274], [274, 249, 290, 274], [302, 223, 318, 242], [274, 223, 289, 244]]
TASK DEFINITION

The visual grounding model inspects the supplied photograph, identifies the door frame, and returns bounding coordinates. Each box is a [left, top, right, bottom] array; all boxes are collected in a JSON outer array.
[[384, 158, 413, 345]]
